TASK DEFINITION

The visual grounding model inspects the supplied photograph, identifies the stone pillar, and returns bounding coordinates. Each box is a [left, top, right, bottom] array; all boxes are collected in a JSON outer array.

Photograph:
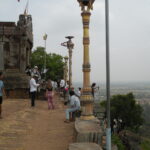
[[66, 62, 69, 82], [26, 49, 30, 66], [69, 47, 73, 88], [64, 56, 69, 83], [20, 38, 27, 73], [0, 42, 4, 71], [80, 10, 95, 120], [63, 65, 66, 81]]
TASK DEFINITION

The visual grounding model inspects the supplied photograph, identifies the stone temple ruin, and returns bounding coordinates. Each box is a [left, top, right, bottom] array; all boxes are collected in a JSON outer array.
[[0, 14, 33, 98]]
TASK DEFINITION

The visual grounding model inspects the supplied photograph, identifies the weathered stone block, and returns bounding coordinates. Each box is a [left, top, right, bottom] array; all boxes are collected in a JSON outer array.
[[0, 14, 33, 99], [69, 143, 102, 150], [75, 119, 103, 144], [6, 88, 29, 99], [3, 70, 30, 98]]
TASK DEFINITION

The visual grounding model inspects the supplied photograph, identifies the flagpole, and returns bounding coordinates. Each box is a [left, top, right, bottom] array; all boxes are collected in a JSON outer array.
[[105, 0, 111, 149], [44, 39, 46, 80]]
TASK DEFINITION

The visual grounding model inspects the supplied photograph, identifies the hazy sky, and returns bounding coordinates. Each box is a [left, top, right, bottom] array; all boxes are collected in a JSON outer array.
[[0, 0, 150, 83]]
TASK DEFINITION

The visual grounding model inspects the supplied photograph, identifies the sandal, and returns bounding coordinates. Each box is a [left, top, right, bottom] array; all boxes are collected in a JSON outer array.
[[64, 120, 70, 123]]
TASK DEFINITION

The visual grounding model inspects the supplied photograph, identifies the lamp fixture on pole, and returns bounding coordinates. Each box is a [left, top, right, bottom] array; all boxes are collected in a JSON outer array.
[[61, 36, 74, 89]]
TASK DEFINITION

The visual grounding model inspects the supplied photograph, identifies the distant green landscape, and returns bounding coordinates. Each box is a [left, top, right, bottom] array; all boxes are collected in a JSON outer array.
[[76, 81, 150, 150]]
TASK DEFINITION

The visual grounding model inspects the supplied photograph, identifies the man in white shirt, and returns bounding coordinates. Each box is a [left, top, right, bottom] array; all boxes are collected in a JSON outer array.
[[30, 75, 40, 107], [64, 91, 80, 123]]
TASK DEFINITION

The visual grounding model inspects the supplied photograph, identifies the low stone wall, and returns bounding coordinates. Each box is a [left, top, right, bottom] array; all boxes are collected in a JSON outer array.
[[69, 143, 102, 150], [6, 88, 29, 99], [4, 70, 30, 99], [75, 119, 103, 144]]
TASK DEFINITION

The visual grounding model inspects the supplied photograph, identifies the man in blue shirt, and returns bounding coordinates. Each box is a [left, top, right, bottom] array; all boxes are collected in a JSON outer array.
[[0, 72, 5, 119]]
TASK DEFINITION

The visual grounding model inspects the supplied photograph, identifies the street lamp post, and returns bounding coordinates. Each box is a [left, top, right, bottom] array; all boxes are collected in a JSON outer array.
[[61, 36, 74, 89], [76, 0, 95, 120], [43, 33, 48, 80], [64, 56, 69, 84]]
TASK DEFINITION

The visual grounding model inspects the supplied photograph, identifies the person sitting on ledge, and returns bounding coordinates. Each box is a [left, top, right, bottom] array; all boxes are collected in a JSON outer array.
[[64, 91, 80, 123]]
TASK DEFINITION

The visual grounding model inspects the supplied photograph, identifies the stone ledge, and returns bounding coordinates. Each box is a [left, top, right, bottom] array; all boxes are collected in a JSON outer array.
[[4, 72, 30, 89], [69, 143, 102, 150], [75, 119, 103, 144]]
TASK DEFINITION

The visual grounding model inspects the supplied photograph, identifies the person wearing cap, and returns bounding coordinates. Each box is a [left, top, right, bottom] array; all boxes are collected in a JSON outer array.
[[31, 66, 41, 81], [29, 75, 40, 107]]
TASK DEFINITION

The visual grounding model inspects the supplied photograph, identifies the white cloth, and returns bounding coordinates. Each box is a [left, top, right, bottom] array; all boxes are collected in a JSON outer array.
[[30, 78, 40, 92], [60, 79, 65, 88], [54, 82, 57, 89], [70, 95, 80, 108], [77, 90, 81, 97]]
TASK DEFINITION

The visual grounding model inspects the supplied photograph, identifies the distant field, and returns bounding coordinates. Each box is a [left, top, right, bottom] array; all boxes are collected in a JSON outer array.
[[74, 81, 150, 101], [74, 82, 150, 142]]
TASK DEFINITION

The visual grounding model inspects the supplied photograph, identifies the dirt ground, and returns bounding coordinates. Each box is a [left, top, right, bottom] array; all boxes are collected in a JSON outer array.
[[0, 94, 75, 150]]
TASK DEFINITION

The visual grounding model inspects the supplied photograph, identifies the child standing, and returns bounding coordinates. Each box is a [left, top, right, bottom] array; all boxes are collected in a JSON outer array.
[[46, 88, 54, 109], [0, 72, 5, 119]]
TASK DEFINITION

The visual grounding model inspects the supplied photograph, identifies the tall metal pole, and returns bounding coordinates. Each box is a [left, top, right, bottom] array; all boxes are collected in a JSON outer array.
[[43, 34, 47, 80], [105, 0, 111, 149]]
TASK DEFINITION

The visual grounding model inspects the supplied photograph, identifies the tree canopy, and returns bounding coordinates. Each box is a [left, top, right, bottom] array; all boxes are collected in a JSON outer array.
[[101, 93, 144, 132], [30, 46, 64, 81]]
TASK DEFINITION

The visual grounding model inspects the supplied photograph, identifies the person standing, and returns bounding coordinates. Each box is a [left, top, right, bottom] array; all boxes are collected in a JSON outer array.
[[46, 78, 52, 89], [29, 75, 40, 107], [0, 72, 5, 119], [46, 87, 55, 110], [63, 81, 69, 99], [45, 79, 54, 109], [77, 87, 81, 98], [91, 83, 96, 98]]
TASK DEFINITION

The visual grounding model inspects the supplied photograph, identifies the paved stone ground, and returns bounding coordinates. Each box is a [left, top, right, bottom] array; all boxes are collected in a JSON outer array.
[[0, 94, 75, 150]]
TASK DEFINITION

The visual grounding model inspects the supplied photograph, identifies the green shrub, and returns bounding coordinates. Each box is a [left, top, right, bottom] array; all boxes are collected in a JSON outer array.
[[141, 140, 150, 150], [112, 135, 126, 150]]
